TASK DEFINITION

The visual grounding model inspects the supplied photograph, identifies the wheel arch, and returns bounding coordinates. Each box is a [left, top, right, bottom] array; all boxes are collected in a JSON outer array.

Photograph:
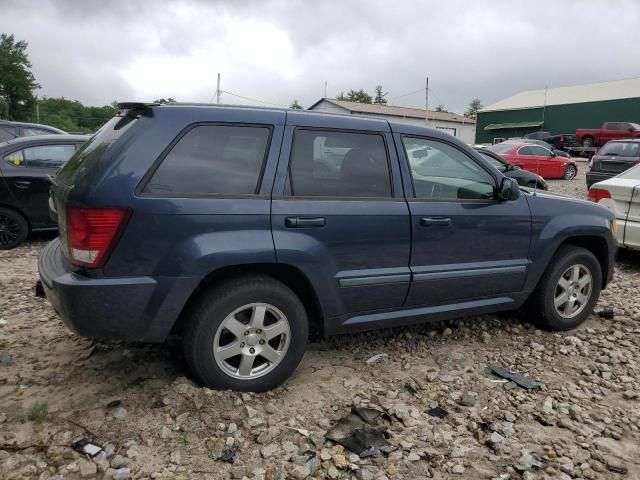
[[172, 263, 325, 337], [557, 235, 610, 288], [0, 203, 31, 231]]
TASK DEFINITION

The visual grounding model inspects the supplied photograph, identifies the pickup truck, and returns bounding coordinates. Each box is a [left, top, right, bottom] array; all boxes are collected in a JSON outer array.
[[575, 122, 640, 147]]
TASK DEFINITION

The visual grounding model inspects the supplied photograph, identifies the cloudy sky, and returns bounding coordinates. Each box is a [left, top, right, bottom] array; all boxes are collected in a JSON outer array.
[[2, 0, 640, 113]]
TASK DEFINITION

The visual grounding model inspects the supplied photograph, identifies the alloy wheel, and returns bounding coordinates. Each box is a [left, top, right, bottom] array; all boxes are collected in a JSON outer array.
[[0, 213, 21, 247], [554, 264, 593, 319]]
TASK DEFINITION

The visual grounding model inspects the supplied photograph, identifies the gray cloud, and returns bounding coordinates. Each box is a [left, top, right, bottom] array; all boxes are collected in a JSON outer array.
[[2, 0, 640, 113]]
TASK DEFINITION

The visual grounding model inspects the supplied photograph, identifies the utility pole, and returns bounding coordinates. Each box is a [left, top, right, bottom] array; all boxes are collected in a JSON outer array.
[[324, 81, 327, 98], [216, 73, 221, 104], [425, 77, 429, 127], [36, 98, 40, 123]]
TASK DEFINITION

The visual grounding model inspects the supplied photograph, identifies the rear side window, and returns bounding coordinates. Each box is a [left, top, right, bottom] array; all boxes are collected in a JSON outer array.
[[23, 127, 55, 136], [144, 125, 271, 196], [287, 129, 391, 197]]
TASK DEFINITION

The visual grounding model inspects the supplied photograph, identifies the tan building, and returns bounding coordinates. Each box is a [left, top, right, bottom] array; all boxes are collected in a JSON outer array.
[[307, 98, 476, 144]]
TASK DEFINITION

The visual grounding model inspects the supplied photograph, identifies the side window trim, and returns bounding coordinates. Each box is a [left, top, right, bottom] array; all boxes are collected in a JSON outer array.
[[136, 121, 274, 198], [400, 135, 498, 202], [285, 126, 394, 199]]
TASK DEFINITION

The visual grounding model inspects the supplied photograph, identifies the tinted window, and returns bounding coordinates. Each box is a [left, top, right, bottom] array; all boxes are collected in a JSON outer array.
[[598, 142, 640, 157], [479, 152, 506, 171], [605, 123, 620, 131], [23, 127, 55, 136], [144, 124, 270, 195], [288, 129, 391, 197], [519, 145, 550, 156], [23, 144, 77, 168], [404, 137, 495, 200]]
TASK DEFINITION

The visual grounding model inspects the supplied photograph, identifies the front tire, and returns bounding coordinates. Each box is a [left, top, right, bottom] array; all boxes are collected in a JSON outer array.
[[0, 208, 29, 250], [527, 246, 601, 331], [183, 275, 308, 392], [564, 164, 577, 180]]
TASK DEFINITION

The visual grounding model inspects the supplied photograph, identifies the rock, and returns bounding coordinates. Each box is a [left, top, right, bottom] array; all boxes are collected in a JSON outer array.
[[261, 444, 278, 458], [246, 406, 258, 418], [327, 466, 340, 479], [443, 328, 453, 336], [357, 469, 374, 480], [619, 375, 633, 383], [440, 374, 455, 383], [332, 454, 348, 469], [452, 464, 465, 474], [490, 432, 506, 444], [110, 455, 127, 469], [606, 458, 627, 474], [542, 396, 553, 413], [530, 342, 545, 352], [111, 407, 127, 419], [458, 393, 476, 407], [622, 390, 637, 400], [112, 468, 130, 480], [79, 459, 97, 478], [366, 353, 388, 365], [161, 426, 171, 439], [451, 447, 465, 458], [0, 350, 14, 366]]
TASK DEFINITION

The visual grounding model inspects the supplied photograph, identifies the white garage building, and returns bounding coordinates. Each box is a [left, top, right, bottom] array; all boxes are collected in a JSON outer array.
[[307, 98, 476, 144]]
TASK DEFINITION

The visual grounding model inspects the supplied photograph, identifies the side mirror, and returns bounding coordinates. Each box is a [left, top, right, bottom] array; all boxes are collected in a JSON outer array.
[[497, 177, 520, 201], [550, 151, 557, 157]]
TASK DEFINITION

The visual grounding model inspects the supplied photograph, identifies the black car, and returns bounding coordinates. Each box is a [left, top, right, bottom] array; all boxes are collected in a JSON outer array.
[[0, 120, 67, 143], [0, 134, 89, 248], [586, 139, 640, 188], [525, 131, 573, 150], [474, 147, 548, 189]]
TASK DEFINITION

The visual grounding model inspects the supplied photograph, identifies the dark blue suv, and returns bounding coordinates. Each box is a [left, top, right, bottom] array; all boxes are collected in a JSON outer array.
[[39, 103, 617, 391]]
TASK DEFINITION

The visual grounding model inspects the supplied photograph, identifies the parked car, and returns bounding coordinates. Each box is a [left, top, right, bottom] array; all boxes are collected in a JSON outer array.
[[473, 147, 548, 189], [588, 163, 640, 250], [0, 134, 89, 248], [575, 122, 640, 147], [524, 131, 573, 150], [586, 139, 640, 188], [0, 120, 67, 142], [489, 142, 578, 179], [39, 103, 616, 392], [507, 138, 571, 158]]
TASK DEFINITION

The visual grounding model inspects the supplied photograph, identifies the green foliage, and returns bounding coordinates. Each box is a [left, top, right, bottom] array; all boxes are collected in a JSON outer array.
[[373, 86, 387, 105], [153, 98, 177, 104], [336, 88, 373, 104], [289, 100, 303, 110], [464, 98, 483, 119], [36, 97, 116, 133], [0, 34, 39, 121], [28, 401, 49, 423], [435, 104, 447, 112]]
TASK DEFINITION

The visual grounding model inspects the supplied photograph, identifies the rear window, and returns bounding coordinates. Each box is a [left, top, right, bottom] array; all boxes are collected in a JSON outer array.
[[599, 142, 640, 157], [55, 115, 137, 185], [143, 124, 271, 196]]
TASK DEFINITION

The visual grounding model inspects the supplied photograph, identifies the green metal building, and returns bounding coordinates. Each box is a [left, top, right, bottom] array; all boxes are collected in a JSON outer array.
[[475, 77, 640, 144]]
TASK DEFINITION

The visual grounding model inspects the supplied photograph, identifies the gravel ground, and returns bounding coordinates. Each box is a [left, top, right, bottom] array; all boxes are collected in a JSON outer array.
[[1, 164, 639, 480]]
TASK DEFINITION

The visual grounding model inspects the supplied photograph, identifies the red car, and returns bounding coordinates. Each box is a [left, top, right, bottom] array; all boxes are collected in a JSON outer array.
[[489, 142, 578, 180]]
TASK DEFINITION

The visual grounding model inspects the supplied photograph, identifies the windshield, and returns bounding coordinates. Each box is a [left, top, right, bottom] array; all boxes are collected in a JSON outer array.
[[618, 163, 640, 180], [598, 142, 640, 157], [489, 143, 512, 153]]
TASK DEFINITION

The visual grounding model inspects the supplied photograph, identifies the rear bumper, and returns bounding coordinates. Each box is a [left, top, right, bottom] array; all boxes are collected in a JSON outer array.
[[38, 239, 199, 342], [586, 171, 614, 188]]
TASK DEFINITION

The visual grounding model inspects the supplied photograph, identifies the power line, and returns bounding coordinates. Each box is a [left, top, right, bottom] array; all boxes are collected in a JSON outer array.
[[220, 90, 289, 108], [386, 87, 424, 102]]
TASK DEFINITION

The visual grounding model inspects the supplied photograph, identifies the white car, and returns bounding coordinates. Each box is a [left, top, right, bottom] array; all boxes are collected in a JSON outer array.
[[588, 163, 640, 250]]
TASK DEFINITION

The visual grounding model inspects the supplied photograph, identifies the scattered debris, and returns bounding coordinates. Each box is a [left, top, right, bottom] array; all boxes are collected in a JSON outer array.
[[325, 406, 395, 457], [0, 350, 14, 366], [425, 406, 448, 418], [70, 438, 104, 457], [218, 446, 238, 463], [487, 366, 541, 390], [597, 307, 614, 319], [365, 353, 388, 365], [404, 381, 421, 399], [106, 399, 122, 409]]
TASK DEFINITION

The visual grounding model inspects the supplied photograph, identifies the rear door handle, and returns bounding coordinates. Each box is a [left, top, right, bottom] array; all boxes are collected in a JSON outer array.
[[285, 217, 326, 228], [420, 217, 451, 227], [13, 180, 31, 189]]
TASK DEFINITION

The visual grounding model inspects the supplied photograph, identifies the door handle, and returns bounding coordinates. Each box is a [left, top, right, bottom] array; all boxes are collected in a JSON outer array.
[[420, 217, 451, 227], [13, 180, 31, 189], [285, 217, 326, 228]]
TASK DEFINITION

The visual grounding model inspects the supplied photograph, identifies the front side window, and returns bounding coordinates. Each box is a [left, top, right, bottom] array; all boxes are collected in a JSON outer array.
[[404, 137, 495, 200], [519, 145, 551, 156], [23, 127, 54, 136], [605, 123, 620, 131], [287, 129, 391, 197], [144, 124, 271, 195], [22, 144, 77, 168]]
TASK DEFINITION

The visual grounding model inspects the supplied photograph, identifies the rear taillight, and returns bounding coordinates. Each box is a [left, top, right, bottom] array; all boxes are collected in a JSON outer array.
[[559, 135, 564, 142], [635, 158, 640, 164], [67, 207, 130, 268], [587, 188, 611, 203]]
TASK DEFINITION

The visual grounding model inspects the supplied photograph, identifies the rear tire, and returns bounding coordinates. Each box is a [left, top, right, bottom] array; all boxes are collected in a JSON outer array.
[[183, 275, 308, 392], [526, 246, 601, 331], [582, 137, 594, 148], [0, 208, 29, 250], [564, 164, 577, 180]]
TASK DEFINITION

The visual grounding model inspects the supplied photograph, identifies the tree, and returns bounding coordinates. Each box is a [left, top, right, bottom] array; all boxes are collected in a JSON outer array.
[[289, 100, 303, 110], [153, 98, 177, 104], [336, 88, 372, 104], [435, 104, 447, 112], [35, 97, 116, 133], [373, 85, 387, 105], [0, 34, 39, 120], [464, 98, 483, 119]]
